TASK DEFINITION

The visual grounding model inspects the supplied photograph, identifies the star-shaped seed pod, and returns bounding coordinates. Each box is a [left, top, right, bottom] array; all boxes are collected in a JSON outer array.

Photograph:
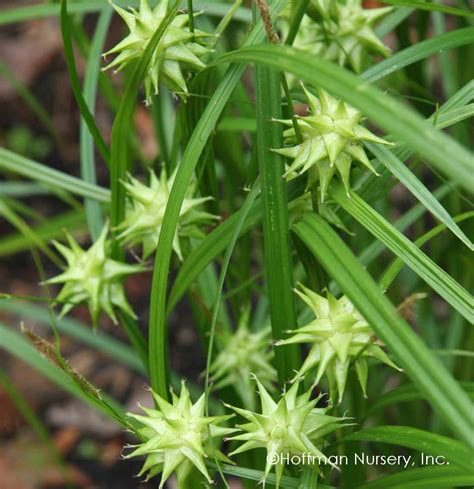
[[293, 0, 392, 73], [46, 225, 144, 328], [273, 85, 392, 202], [117, 168, 219, 260], [125, 381, 235, 488], [103, 0, 212, 103], [210, 309, 277, 410], [276, 283, 400, 404], [226, 378, 347, 488]]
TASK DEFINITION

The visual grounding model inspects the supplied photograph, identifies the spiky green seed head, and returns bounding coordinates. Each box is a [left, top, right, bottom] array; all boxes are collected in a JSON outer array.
[[125, 381, 236, 488], [210, 309, 277, 410], [291, 0, 392, 73], [117, 168, 219, 260], [46, 226, 144, 328], [226, 377, 348, 488], [103, 0, 213, 104], [273, 85, 392, 202], [277, 283, 400, 404]]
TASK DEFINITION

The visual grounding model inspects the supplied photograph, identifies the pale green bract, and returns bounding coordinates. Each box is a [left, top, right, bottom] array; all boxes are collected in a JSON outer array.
[[273, 86, 392, 202], [226, 378, 347, 488], [46, 225, 144, 328], [117, 168, 219, 260], [103, 0, 212, 103], [210, 309, 277, 410], [277, 283, 400, 404], [291, 0, 392, 73], [125, 381, 235, 488]]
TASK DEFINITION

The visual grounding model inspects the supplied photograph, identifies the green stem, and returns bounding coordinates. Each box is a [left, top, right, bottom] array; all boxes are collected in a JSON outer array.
[[256, 61, 300, 384]]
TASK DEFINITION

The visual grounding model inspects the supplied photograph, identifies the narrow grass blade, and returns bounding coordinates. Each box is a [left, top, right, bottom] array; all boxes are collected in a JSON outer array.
[[0, 182, 51, 197], [292, 214, 473, 444], [0, 210, 85, 257], [0, 322, 127, 425], [167, 197, 261, 313], [375, 7, 413, 37], [0, 200, 62, 267], [255, 63, 300, 382], [148, 0, 288, 398], [356, 81, 473, 203], [0, 300, 216, 407], [434, 104, 474, 129], [109, 1, 179, 259], [0, 148, 110, 202], [80, 9, 112, 240], [216, 45, 474, 193], [0, 2, 252, 26], [379, 211, 474, 292], [368, 382, 474, 414], [356, 466, 474, 489], [345, 426, 473, 471], [367, 143, 472, 249], [208, 463, 333, 489], [60, 0, 110, 166], [331, 184, 473, 322], [442, 80, 474, 113], [362, 27, 474, 83], [380, 0, 474, 17], [0, 299, 144, 373], [356, 185, 450, 268]]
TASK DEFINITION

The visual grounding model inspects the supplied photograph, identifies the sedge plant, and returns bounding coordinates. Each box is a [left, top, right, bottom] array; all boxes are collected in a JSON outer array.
[[0, 0, 473, 488]]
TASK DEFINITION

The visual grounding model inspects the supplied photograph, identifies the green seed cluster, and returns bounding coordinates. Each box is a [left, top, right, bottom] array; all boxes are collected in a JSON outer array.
[[118, 168, 218, 260], [292, 0, 392, 73], [209, 309, 276, 410], [47, 226, 144, 327], [277, 283, 401, 404], [274, 85, 393, 202], [41, 1, 413, 487], [125, 381, 235, 488], [104, 0, 212, 103]]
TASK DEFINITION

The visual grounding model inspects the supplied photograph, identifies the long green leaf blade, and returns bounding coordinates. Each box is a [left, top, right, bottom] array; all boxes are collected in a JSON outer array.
[[80, 9, 112, 240], [368, 382, 474, 413], [362, 27, 474, 82], [60, 0, 110, 165], [330, 184, 472, 322], [109, 1, 179, 259], [292, 214, 473, 444], [357, 466, 474, 489], [379, 211, 474, 292], [148, 0, 288, 398], [367, 143, 472, 249], [0, 322, 126, 424], [0, 148, 110, 202], [380, 0, 474, 17], [216, 45, 474, 193], [345, 426, 473, 472], [255, 61, 300, 382]]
